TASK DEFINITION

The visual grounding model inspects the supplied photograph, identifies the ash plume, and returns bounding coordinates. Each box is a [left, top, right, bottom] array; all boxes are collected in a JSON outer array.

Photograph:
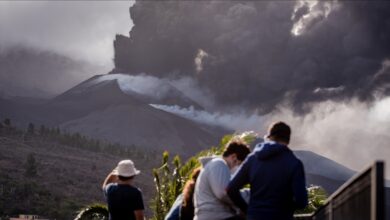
[[114, 0, 390, 112]]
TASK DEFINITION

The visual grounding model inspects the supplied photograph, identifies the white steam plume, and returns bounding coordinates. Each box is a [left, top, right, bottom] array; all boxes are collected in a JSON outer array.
[[150, 104, 266, 131], [151, 97, 390, 178], [94, 73, 216, 109]]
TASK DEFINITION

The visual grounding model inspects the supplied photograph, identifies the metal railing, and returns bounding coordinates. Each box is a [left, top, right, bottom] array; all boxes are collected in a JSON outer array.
[[295, 161, 385, 220]]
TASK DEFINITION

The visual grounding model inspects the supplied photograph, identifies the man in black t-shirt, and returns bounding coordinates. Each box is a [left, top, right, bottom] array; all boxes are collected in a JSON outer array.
[[102, 160, 145, 220]]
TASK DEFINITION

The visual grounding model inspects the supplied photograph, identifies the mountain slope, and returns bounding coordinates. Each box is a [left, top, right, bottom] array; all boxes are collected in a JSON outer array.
[[0, 132, 157, 219], [295, 150, 356, 181], [61, 103, 223, 156], [0, 75, 227, 156]]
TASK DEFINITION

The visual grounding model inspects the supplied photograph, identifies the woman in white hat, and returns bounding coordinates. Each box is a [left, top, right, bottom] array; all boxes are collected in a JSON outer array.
[[102, 159, 144, 220]]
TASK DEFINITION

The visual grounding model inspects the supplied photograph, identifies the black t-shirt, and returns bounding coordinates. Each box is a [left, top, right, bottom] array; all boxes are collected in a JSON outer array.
[[104, 183, 144, 220]]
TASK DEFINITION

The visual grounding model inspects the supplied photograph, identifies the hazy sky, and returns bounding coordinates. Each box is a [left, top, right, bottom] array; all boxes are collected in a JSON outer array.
[[0, 1, 134, 71]]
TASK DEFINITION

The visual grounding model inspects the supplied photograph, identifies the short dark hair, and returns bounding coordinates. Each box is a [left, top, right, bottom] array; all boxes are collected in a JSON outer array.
[[118, 175, 135, 181], [222, 140, 251, 161], [267, 121, 291, 144]]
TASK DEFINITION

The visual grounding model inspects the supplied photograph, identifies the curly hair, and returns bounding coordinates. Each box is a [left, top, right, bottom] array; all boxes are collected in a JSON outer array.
[[181, 167, 201, 220]]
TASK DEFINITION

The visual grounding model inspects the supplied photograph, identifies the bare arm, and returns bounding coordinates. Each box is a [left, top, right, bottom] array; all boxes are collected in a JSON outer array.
[[102, 172, 118, 190], [134, 210, 144, 220]]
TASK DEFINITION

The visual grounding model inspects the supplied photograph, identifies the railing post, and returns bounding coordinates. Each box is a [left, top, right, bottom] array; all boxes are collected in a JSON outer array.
[[327, 200, 333, 220], [371, 161, 384, 220]]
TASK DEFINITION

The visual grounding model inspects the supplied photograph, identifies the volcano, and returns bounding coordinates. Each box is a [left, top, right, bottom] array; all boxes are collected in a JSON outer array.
[[0, 74, 227, 156]]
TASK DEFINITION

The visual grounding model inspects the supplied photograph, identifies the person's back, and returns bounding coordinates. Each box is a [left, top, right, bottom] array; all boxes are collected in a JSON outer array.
[[105, 183, 144, 220], [103, 160, 145, 220], [194, 157, 235, 220], [194, 141, 251, 220], [227, 122, 308, 220]]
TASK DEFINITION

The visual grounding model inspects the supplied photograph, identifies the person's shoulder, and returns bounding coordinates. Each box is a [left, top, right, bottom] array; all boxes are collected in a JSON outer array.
[[205, 157, 223, 165], [209, 157, 226, 167], [105, 182, 117, 188], [204, 157, 227, 172], [247, 151, 257, 160], [104, 183, 117, 194], [127, 185, 143, 195], [241, 151, 257, 163], [289, 152, 304, 168], [211, 157, 224, 163]]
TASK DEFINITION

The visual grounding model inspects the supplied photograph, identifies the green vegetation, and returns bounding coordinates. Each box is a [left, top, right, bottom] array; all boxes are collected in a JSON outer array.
[[297, 185, 328, 214], [0, 118, 156, 220], [0, 118, 156, 162], [24, 153, 38, 177], [75, 204, 108, 220], [0, 172, 78, 219]]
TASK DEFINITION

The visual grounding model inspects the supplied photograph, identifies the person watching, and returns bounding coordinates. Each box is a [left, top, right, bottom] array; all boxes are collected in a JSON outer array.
[[102, 159, 145, 220]]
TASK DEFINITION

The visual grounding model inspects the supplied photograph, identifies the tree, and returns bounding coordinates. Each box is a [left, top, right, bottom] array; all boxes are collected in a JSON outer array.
[[39, 125, 46, 135], [27, 123, 35, 134], [3, 118, 11, 126], [25, 153, 38, 177]]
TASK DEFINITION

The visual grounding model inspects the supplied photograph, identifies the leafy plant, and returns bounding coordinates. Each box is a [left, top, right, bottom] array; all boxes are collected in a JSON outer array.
[[74, 204, 108, 220], [296, 185, 328, 214]]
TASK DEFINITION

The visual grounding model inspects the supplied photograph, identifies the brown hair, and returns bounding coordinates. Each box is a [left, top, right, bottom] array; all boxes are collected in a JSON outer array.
[[118, 175, 135, 181], [267, 121, 291, 144], [181, 167, 201, 220], [222, 140, 251, 161]]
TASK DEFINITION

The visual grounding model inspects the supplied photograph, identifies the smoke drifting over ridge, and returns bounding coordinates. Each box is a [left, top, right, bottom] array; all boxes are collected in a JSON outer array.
[[115, 0, 390, 112], [150, 97, 390, 178]]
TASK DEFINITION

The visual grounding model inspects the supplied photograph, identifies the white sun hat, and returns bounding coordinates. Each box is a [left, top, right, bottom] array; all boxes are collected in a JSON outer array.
[[112, 160, 141, 177]]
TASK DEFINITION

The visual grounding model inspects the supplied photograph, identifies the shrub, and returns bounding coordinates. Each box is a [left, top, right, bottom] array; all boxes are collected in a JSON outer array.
[[74, 203, 108, 220], [296, 185, 328, 214]]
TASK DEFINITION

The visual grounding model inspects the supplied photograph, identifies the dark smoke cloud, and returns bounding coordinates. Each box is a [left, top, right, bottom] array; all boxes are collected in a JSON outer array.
[[114, 0, 390, 112]]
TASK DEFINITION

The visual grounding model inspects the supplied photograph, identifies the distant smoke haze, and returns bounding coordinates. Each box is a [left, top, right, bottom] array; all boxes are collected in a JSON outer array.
[[0, 1, 134, 97], [0, 46, 102, 98], [0, 1, 134, 71]]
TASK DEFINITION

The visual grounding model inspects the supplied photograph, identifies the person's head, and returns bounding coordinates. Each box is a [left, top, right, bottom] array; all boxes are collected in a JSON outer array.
[[114, 159, 140, 183], [222, 140, 251, 170], [266, 121, 291, 145]]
